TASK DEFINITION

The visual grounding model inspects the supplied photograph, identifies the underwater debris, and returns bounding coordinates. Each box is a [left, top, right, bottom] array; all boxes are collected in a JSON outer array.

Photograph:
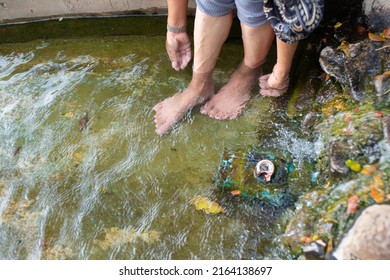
[[79, 112, 89, 131], [94, 227, 160, 250], [193, 196, 224, 215], [254, 159, 275, 182]]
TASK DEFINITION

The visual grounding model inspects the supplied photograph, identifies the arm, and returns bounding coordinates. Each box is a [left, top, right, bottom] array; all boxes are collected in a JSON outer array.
[[166, 0, 192, 71]]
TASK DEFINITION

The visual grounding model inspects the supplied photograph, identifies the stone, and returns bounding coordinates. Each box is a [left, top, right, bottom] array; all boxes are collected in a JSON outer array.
[[319, 47, 347, 84], [332, 204, 390, 259], [329, 140, 349, 175], [319, 40, 380, 101], [363, 0, 390, 32], [303, 240, 326, 260]]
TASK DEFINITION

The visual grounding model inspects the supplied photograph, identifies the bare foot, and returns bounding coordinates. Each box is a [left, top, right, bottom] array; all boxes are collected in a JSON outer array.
[[200, 63, 262, 120], [259, 72, 289, 97], [153, 76, 214, 135]]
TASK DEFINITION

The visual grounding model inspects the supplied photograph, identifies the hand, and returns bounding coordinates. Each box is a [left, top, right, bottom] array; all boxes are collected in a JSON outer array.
[[166, 31, 191, 71]]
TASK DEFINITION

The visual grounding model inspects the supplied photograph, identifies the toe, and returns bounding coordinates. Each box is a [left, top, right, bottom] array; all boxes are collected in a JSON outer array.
[[200, 101, 213, 115], [153, 102, 163, 111], [259, 73, 271, 82]]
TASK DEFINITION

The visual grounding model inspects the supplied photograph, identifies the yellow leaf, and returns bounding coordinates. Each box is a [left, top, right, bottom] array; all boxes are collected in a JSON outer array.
[[194, 197, 210, 211], [334, 22, 343, 29], [368, 32, 386, 42], [345, 159, 362, 172], [360, 163, 378, 176], [207, 201, 224, 214], [322, 107, 331, 116], [384, 70, 390, 76], [326, 239, 333, 255], [373, 173, 384, 187], [193, 196, 224, 214], [336, 41, 350, 55], [334, 100, 346, 111], [65, 112, 74, 118]]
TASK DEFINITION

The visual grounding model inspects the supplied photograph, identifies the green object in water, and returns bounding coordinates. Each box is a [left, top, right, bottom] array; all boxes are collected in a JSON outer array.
[[215, 149, 291, 206]]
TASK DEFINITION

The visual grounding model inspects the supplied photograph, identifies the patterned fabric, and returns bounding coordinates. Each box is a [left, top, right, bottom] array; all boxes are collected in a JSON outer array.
[[264, 0, 324, 43]]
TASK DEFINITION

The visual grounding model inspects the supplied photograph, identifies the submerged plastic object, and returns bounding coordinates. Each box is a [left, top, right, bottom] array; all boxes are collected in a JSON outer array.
[[215, 149, 292, 206]]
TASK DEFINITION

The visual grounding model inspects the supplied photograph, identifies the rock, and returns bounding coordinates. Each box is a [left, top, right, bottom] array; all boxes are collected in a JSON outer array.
[[320, 40, 380, 101], [332, 204, 390, 259], [384, 116, 390, 145], [301, 112, 319, 136], [319, 47, 347, 84], [329, 140, 349, 174], [374, 74, 390, 96], [303, 240, 327, 260], [344, 39, 380, 100], [363, 0, 390, 32]]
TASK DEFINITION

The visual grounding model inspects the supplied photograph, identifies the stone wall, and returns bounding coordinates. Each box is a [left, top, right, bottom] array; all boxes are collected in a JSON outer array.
[[0, 0, 196, 23]]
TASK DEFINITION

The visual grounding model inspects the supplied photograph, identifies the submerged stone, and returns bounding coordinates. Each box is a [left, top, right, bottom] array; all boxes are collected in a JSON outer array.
[[215, 149, 294, 207]]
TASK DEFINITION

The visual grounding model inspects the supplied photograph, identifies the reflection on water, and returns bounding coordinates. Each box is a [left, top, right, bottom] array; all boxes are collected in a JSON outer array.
[[0, 36, 315, 259]]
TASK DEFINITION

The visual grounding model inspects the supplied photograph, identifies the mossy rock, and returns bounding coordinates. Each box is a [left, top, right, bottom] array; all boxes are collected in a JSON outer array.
[[215, 149, 296, 206]]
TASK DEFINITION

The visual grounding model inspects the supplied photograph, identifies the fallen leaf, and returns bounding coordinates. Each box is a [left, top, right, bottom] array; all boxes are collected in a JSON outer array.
[[65, 112, 74, 118], [368, 32, 386, 42], [334, 100, 346, 110], [344, 111, 352, 123], [384, 70, 390, 76], [231, 190, 241, 196], [207, 201, 224, 214], [373, 173, 384, 187], [360, 163, 378, 175], [325, 73, 330, 81], [322, 107, 331, 116], [193, 196, 224, 214], [373, 111, 384, 118], [300, 236, 312, 244], [194, 197, 210, 211], [345, 159, 362, 172], [334, 22, 343, 29], [384, 26, 390, 39], [326, 239, 333, 255], [353, 107, 360, 113], [371, 187, 384, 203], [346, 195, 359, 214], [356, 24, 367, 34], [370, 174, 384, 203], [336, 40, 350, 55]]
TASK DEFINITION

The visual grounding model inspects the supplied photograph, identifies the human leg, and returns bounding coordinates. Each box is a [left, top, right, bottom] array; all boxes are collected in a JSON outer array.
[[200, 0, 275, 120], [259, 37, 298, 97], [153, 8, 233, 135]]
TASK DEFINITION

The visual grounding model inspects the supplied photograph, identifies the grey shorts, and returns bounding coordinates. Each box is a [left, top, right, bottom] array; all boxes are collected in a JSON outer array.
[[195, 0, 267, 27]]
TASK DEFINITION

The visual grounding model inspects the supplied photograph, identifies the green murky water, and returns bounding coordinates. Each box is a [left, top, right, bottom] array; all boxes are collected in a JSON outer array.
[[0, 34, 317, 260]]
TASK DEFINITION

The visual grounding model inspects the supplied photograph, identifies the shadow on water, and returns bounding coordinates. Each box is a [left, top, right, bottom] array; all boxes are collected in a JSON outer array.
[[0, 34, 317, 259]]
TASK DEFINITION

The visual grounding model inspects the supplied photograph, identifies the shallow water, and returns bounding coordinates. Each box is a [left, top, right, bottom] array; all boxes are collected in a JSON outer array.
[[0, 35, 316, 260]]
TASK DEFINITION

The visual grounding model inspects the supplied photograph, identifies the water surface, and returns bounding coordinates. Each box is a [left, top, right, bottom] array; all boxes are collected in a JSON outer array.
[[0, 35, 315, 259]]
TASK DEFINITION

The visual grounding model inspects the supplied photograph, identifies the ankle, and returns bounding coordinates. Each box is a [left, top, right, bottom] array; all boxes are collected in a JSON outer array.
[[272, 66, 289, 82], [187, 74, 214, 98]]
